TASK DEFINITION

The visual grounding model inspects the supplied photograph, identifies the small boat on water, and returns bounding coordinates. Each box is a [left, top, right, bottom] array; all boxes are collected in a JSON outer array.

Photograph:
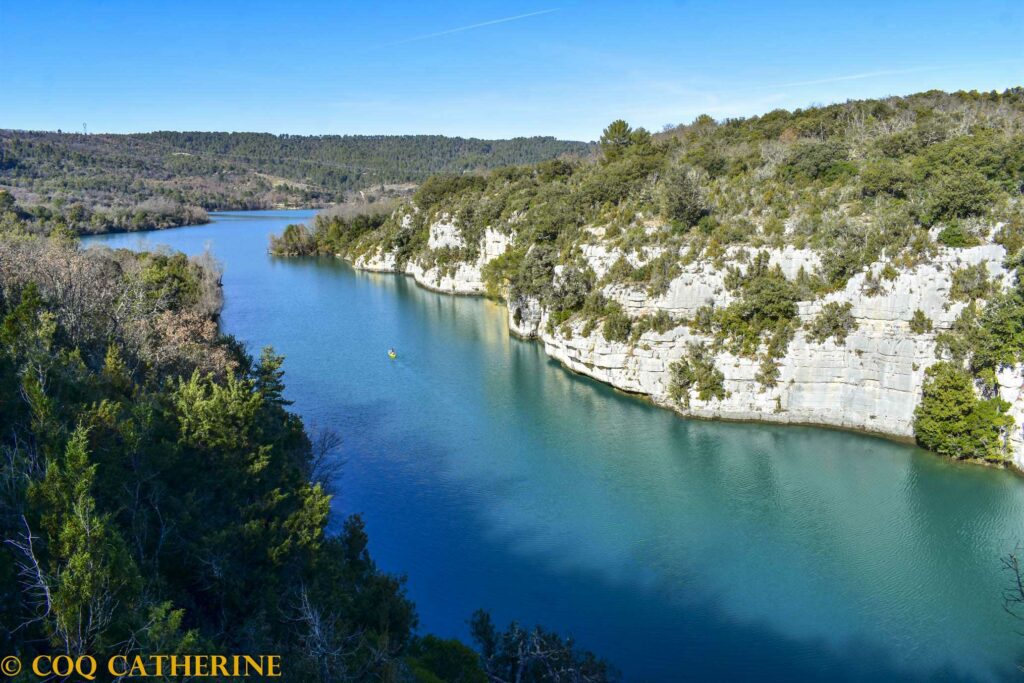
[[387, 348, 397, 360]]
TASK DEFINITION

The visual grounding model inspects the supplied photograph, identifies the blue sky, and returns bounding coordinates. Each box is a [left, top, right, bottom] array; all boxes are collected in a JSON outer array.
[[1, 0, 1022, 140]]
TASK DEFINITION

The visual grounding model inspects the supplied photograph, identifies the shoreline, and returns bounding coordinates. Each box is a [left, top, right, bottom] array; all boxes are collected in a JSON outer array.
[[346, 254, 1021, 475]]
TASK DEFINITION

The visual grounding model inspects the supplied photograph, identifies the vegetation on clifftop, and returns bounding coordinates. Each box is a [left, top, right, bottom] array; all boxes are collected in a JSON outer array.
[[301, 88, 1024, 318]]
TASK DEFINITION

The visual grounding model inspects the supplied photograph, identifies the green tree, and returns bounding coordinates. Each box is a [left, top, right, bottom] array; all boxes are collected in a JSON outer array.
[[29, 427, 141, 654], [602, 305, 632, 342], [407, 635, 486, 683], [914, 362, 1013, 461], [909, 309, 933, 334], [659, 165, 707, 226], [254, 346, 292, 406], [926, 168, 996, 223], [599, 120, 634, 162]]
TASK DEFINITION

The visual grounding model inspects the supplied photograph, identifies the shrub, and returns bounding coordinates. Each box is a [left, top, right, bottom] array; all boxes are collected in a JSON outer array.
[[602, 305, 632, 342], [936, 223, 978, 248], [704, 253, 801, 357], [805, 301, 857, 344], [268, 223, 316, 256], [938, 288, 1024, 376], [950, 263, 994, 301], [914, 362, 1013, 461], [668, 342, 726, 407], [548, 264, 595, 313], [876, 129, 922, 157], [658, 165, 707, 226], [861, 159, 912, 198], [407, 636, 487, 683], [414, 174, 487, 210], [650, 309, 676, 334], [909, 309, 933, 334], [645, 252, 682, 296], [925, 169, 996, 223], [755, 355, 780, 389], [780, 140, 855, 183]]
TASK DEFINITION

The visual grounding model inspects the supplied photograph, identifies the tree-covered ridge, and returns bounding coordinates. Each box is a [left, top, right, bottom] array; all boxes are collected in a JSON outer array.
[[276, 88, 1024, 465], [0, 129, 591, 235], [323, 88, 1024, 278]]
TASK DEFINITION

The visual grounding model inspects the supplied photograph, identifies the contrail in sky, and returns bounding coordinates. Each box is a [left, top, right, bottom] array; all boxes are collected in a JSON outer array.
[[386, 8, 559, 46], [759, 66, 947, 90], [755, 59, 1023, 90]]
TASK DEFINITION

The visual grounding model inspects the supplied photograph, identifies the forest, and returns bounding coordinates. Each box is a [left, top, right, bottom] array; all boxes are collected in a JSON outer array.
[[0, 130, 592, 235], [0, 212, 615, 682]]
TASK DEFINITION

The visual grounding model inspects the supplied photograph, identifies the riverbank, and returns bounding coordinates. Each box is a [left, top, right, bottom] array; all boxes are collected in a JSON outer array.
[[341, 221, 1024, 472]]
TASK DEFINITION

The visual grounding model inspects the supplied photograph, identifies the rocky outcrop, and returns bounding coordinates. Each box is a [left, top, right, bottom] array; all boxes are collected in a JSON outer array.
[[349, 219, 1024, 469], [355, 226, 513, 295]]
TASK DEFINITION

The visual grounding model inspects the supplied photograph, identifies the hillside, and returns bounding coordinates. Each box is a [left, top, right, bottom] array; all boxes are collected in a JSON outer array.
[[0, 129, 592, 234], [271, 88, 1024, 468]]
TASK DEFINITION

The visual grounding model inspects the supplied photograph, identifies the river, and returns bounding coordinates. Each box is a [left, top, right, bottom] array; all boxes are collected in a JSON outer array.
[[86, 210, 1024, 682]]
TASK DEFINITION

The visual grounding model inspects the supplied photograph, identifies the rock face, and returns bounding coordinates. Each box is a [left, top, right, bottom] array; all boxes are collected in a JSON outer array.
[[355, 226, 513, 295], [350, 219, 1024, 469]]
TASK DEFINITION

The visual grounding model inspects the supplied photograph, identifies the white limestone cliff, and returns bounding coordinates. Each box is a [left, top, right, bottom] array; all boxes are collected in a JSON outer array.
[[350, 218, 1024, 469]]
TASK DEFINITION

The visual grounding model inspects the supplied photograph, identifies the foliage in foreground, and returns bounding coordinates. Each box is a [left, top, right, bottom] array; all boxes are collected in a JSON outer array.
[[470, 610, 619, 683], [0, 218, 615, 681]]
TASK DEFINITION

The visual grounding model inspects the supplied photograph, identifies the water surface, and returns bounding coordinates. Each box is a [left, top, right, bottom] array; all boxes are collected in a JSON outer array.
[[87, 211, 1024, 682]]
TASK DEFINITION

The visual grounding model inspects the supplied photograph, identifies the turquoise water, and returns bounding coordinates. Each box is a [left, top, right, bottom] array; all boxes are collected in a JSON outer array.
[[87, 211, 1024, 682]]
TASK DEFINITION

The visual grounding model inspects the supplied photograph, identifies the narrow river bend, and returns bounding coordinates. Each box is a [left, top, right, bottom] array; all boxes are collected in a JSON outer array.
[[86, 210, 1024, 682]]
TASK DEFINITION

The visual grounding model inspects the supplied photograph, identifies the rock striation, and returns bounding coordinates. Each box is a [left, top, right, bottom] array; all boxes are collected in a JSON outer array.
[[349, 219, 1024, 469]]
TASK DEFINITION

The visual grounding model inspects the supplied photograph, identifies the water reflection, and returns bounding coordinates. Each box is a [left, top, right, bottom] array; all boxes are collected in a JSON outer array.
[[86, 212, 1024, 682]]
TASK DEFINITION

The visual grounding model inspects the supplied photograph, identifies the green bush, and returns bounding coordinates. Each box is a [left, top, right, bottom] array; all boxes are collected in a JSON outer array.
[[909, 309, 933, 334], [549, 264, 595, 313], [414, 174, 487, 210], [950, 263, 994, 301], [668, 343, 726, 407], [914, 362, 1013, 461], [406, 636, 488, 683], [936, 223, 978, 247], [658, 165, 707, 226], [805, 301, 858, 344], [780, 140, 856, 183], [651, 309, 676, 334], [602, 305, 633, 342], [709, 252, 800, 356], [755, 355, 781, 389], [925, 169, 996, 223], [861, 159, 912, 198], [938, 287, 1024, 375]]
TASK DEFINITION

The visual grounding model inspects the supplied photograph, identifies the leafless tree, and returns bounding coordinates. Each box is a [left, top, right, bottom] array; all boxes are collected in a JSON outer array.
[[309, 424, 344, 494]]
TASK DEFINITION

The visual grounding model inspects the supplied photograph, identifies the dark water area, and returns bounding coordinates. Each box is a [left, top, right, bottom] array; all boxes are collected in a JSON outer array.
[[86, 211, 1024, 682]]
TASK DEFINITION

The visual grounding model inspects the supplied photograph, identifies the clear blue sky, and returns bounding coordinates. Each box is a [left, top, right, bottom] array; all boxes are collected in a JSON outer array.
[[1, 0, 1022, 140]]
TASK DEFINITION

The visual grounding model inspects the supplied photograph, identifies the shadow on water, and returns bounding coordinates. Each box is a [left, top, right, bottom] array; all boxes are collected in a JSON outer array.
[[85, 212, 1024, 682]]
